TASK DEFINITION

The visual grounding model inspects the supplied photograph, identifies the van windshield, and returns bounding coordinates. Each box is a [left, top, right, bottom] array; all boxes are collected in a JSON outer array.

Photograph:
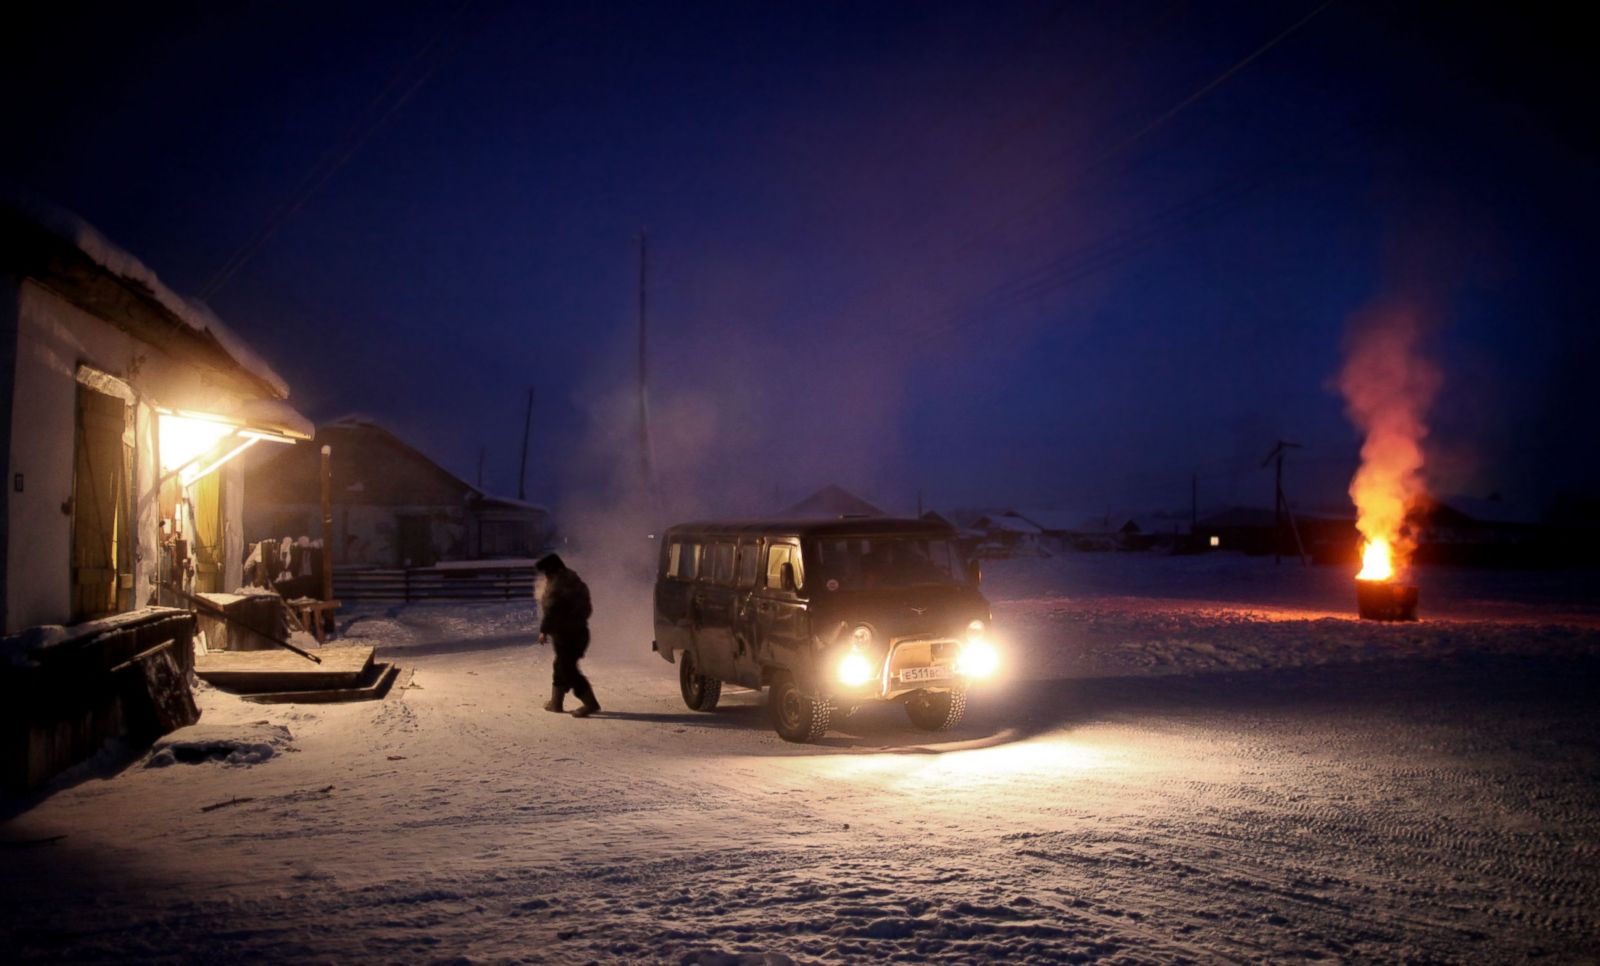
[[808, 536, 965, 591]]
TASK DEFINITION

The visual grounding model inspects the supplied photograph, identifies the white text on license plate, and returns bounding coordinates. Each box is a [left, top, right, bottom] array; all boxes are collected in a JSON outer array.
[[900, 666, 952, 683]]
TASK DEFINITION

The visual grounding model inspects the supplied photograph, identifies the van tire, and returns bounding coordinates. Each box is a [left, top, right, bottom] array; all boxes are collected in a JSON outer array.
[[769, 672, 831, 743], [905, 688, 966, 731], [679, 651, 722, 711]]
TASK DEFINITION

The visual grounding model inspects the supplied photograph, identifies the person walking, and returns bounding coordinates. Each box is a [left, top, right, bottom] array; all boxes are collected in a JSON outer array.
[[536, 553, 601, 717]]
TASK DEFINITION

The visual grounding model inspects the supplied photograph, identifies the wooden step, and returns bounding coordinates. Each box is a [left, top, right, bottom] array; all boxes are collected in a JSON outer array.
[[241, 662, 408, 705], [196, 645, 373, 694]]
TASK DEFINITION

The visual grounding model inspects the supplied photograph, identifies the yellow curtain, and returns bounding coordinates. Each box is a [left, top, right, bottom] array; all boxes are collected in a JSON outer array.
[[192, 471, 223, 592]]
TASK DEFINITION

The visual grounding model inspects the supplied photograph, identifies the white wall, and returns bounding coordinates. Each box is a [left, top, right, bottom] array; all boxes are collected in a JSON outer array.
[[5, 281, 271, 633]]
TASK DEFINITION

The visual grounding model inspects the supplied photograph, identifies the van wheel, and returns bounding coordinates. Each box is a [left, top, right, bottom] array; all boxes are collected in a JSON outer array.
[[905, 688, 966, 731], [769, 672, 831, 743], [679, 651, 722, 711]]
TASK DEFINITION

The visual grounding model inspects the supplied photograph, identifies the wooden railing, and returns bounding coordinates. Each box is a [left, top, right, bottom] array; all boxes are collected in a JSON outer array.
[[334, 564, 538, 602]]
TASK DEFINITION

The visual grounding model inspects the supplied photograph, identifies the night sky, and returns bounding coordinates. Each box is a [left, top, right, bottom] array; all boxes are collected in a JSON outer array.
[[6, 1, 1596, 521]]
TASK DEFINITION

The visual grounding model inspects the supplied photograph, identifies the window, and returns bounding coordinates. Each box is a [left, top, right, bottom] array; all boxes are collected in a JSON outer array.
[[712, 542, 736, 584], [765, 542, 803, 590], [669, 542, 701, 579], [736, 541, 760, 587], [810, 536, 961, 590]]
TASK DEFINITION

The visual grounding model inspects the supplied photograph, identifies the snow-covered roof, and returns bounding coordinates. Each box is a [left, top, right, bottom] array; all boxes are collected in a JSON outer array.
[[227, 397, 314, 440], [783, 484, 885, 518], [312, 417, 543, 510], [3, 188, 291, 399], [974, 512, 1043, 535]]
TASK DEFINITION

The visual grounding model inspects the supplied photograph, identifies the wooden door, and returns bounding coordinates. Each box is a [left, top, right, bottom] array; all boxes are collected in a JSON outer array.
[[71, 386, 132, 622]]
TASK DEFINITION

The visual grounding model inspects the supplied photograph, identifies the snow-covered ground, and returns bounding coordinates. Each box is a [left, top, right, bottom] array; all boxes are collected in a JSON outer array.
[[3, 553, 1598, 963]]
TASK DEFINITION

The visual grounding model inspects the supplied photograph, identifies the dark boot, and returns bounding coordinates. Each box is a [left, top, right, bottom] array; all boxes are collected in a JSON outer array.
[[570, 681, 600, 717], [543, 686, 566, 713]]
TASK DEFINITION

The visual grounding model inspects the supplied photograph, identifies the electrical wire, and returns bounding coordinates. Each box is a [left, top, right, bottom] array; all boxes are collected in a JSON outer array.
[[200, 0, 493, 300]]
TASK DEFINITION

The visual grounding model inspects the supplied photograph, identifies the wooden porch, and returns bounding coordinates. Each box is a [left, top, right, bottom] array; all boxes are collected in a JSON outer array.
[[195, 645, 407, 704]]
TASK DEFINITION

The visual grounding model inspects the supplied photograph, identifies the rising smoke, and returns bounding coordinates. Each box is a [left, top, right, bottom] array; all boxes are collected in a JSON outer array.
[[1337, 301, 1443, 568]]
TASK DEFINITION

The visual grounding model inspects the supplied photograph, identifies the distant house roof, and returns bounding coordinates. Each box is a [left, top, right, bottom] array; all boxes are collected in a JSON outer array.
[[783, 484, 885, 518], [973, 512, 1043, 535], [251, 417, 541, 510]]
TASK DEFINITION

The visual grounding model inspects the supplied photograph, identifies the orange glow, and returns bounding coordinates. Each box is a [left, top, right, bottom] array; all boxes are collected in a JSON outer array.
[[159, 413, 237, 472], [1338, 304, 1441, 585], [1356, 538, 1394, 582]]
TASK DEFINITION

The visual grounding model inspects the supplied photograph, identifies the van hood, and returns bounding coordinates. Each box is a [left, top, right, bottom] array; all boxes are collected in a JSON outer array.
[[807, 583, 990, 643]]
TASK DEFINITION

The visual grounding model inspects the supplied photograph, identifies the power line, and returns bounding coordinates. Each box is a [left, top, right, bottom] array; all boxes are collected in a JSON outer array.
[[200, 0, 493, 300], [744, 0, 1341, 381]]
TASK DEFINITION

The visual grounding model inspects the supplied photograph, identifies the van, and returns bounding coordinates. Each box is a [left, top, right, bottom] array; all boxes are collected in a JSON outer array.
[[652, 517, 999, 742]]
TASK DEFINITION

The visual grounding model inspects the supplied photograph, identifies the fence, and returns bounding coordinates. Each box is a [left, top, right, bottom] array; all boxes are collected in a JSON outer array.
[[334, 564, 539, 602]]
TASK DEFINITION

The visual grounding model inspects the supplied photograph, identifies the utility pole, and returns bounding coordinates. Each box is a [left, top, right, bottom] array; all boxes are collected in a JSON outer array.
[[476, 445, 485, 490], [1262, 440, 1308, 566], [638, 232, 656, 500], [319, 445, 334, 608], [517, 388, 534, 500]]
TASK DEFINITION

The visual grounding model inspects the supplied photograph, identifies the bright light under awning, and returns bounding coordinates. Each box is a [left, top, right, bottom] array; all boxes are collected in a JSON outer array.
[[159, 411, 296, 486], [159, 413, 237, 472]]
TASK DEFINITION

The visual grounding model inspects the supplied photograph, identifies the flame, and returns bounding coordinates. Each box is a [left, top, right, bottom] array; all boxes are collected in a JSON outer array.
[[1337, 303, 1441, 583], [1356, 538, 1394, 582]]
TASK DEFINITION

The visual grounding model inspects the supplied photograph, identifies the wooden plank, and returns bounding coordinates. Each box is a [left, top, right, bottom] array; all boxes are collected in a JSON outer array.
[[196, 645, 371, 693], [241, 662, 403, 704]]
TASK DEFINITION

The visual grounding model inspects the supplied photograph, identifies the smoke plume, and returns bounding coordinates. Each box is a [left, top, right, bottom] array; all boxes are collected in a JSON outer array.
[[1337, 302, 1442, 569]]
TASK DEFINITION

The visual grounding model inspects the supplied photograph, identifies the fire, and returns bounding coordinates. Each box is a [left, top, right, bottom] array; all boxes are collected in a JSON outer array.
[[1337, 303, 1441, 584], [1356, 538, 1394, 582]]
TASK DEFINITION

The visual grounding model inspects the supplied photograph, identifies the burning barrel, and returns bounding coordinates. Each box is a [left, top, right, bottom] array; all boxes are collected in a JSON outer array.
[[1355, 537, 1419, 621], [1356, 579, 1418, 621]]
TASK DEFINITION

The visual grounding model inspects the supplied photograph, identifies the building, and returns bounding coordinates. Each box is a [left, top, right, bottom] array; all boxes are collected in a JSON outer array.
[[782, 484, 885, 519], [242, 417, 551, 569], [969, 510, 1046, 557], [1, 195, 310, 788], [2, 196, 312, 632], [1194, 506, 1358, 562]]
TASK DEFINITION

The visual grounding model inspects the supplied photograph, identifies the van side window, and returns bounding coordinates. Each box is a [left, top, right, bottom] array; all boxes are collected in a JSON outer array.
[[672, 540, 704, 575], [765, 543, 803, 590], [712, 542, 736, 584], [736, 541, 760, 588]]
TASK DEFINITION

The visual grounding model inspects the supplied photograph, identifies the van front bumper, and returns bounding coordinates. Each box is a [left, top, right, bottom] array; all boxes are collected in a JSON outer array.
[[827, 635, 974, 701]]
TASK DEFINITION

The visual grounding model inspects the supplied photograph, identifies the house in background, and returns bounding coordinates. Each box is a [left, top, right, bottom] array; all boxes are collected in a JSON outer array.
[[242, 417, 550, 569], [1194, 506, 1359, 562], [970, 510, 1046, 557], [783, 484, 885, 519], [1, 195, 311, 787], [921, 510, 984, 556]]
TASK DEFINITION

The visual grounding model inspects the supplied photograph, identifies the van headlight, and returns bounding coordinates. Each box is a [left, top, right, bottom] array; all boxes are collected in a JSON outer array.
[[837, 647, 875, 687], [957, 621, 999, 678]]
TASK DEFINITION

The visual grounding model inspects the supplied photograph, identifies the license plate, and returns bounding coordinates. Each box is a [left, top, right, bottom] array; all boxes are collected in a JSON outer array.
[[899, 666, 952, 683]]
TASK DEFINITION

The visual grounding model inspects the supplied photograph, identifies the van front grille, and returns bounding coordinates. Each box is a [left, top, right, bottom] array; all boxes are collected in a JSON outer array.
[[885, 637, 958, 683]]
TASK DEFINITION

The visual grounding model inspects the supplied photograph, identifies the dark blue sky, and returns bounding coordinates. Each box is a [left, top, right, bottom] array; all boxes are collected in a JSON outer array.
[[6, 1, 1596, 520]]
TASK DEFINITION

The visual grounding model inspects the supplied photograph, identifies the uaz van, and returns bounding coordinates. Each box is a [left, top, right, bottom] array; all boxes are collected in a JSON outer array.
[[652, 517, 999, 742]]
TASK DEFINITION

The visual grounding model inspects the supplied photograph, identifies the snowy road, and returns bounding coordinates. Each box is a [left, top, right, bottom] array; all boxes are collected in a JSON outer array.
[[3, 556, 1598, 963]]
